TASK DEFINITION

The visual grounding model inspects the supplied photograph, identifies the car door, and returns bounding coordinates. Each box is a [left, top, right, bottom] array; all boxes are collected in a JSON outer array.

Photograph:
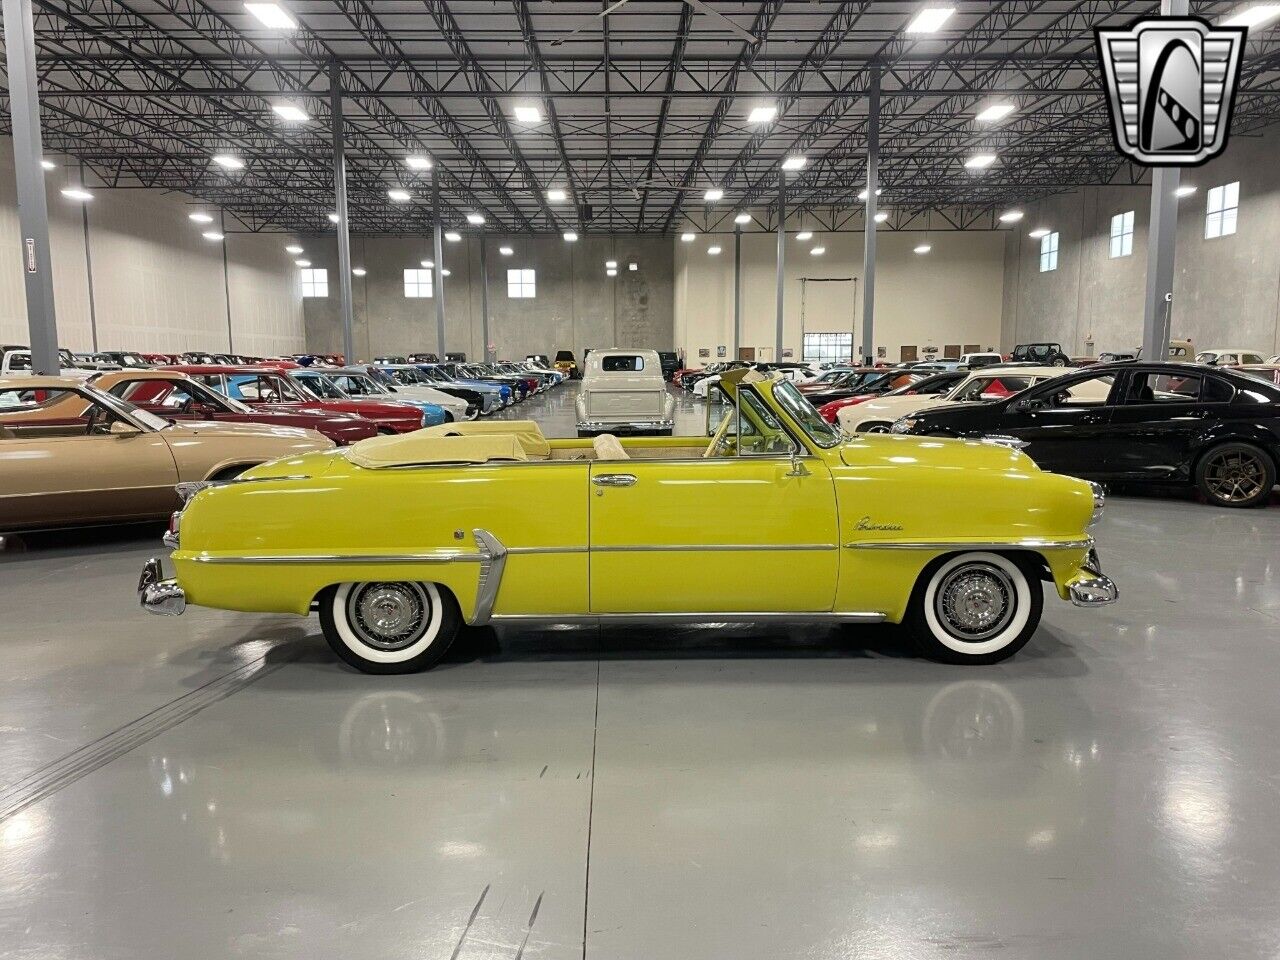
[[991, 371, 1123, 475], [0, 386, 178, 528], [588, 387, 839, 613], [1103, 369, 1233, 480]]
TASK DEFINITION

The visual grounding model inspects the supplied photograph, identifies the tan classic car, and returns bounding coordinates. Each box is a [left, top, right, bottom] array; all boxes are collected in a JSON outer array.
[[0, 376, 333, 533]]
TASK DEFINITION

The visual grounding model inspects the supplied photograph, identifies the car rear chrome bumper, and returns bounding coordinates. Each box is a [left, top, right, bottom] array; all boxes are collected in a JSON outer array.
[[576, 419, 675, 434], [1069, 574, 1118, 606], [138, 557, 186, 616]]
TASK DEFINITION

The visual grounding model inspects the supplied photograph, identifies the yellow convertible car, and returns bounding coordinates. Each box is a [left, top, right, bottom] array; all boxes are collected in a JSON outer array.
[[139, 370, 1116, 673]]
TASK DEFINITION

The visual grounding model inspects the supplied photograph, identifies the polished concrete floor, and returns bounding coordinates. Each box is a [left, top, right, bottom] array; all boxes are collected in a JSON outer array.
[[3, 384, 1280, 959]]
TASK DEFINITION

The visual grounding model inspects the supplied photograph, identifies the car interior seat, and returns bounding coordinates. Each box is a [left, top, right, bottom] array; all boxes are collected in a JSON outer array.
[[592, 434, 629, 460]]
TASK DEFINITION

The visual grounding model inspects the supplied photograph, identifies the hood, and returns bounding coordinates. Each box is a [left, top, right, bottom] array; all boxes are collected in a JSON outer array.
[[166, 420, 322, 441], [841, 393, 950, 423], [840, 433, 1035, 473]]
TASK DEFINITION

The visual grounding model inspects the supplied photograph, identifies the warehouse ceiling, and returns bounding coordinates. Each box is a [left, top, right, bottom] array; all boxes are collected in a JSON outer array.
[[5, 0, 1280, 236]]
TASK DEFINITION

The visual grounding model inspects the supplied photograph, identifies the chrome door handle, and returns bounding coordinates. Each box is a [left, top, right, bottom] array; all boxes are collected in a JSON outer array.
[[592, 473, 637, 487]]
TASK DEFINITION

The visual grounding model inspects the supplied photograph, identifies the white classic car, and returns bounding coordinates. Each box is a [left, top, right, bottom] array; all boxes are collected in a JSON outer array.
[[575, 348, 676, 437]]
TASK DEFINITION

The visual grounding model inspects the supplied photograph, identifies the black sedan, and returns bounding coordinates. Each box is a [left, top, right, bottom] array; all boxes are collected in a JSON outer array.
[[893, 362, 1280, 509]]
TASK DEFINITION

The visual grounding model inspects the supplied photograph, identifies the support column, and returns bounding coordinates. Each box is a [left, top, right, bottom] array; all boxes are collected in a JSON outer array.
[[775, 172, 786, 361], [329, 60, 355, 364], [431, 167, 447, 360], [4, 0, 59, 374], [80, 163, 99, 352], [1140, 0, 1188, 361], [480, 231, 491, 362], [220, 210, 233, 352], [733, 225, 742, 356], [861, 66, 880, 366]]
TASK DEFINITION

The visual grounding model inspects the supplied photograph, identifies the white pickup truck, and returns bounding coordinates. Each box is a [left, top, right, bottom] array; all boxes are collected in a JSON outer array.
[[0, 346, 93, 380], [575, 348, 676, 437]]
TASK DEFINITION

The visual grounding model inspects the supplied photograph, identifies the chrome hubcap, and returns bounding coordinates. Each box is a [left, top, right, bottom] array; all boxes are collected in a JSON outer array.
[[1205, 451, 1266, 503], [347, 582, 430, 650], [935, 563, 1016, 642]]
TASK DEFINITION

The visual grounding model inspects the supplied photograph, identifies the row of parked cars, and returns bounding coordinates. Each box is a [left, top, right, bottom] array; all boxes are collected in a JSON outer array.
[[0, 356, 567, 534]]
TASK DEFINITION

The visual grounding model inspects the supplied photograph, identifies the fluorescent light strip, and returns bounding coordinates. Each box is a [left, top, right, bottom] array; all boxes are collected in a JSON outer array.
[[905, 6, 955, 33], [244, 3, 297, 30]]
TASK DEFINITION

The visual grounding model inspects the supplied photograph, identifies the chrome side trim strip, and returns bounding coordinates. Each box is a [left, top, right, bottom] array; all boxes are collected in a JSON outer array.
[[593, 543, 838, 553], [190, 551, 484, 564], [490, 611, 886, 625], [470, 528, 507, 626], [845, 537, 1094, 551], [507, 545, 588, 555]]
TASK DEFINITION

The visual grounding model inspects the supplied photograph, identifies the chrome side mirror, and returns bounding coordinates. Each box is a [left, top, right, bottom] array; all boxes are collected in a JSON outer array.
[[785, 449, 810, 477]]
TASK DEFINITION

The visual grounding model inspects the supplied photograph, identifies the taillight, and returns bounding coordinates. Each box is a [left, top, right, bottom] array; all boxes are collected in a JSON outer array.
[[163, 511, 181, 549]]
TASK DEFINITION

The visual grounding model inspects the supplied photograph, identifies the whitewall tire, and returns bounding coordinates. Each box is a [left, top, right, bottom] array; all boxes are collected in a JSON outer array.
[[906, 552, 1042, 664], [320, 581, 461, 674]]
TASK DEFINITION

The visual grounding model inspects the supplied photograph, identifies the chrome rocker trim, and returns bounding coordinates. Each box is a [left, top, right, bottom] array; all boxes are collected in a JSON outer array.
[[1069, 574, 1118, 607], [845, 537, 1094, 551], [490, 612, 887, 625], [138, 557, 186, 616], [575, 419, 675, 434]]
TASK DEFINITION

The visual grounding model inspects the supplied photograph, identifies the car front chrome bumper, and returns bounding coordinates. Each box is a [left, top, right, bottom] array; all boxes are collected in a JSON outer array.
[[138, 557, 186, 616], [576, 419, 675, 434], [1069, 575, 1118, 606]]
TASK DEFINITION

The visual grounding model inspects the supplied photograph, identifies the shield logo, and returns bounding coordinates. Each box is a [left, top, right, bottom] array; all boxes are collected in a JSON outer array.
[[1096, 16, 1246, 166]]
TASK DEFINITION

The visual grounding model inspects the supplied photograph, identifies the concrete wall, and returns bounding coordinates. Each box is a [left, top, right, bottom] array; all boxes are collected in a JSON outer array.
[[0, 140, 305, 356], [1002, 125, 1280, 357], [674, 227, 1006, 364], [302, 233, 674, 361]]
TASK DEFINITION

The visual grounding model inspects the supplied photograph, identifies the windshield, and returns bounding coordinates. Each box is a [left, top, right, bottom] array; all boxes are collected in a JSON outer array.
[[331, 373, 388, 397], [293, 373, 348, 400], [949, 374, 1036, 402], [773, 380, 841, 448]]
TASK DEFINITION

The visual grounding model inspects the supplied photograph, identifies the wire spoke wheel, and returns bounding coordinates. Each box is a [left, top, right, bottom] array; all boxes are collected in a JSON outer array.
[[933, 562, 1017, 643], [1204, 449, 1266, 504], [345, 582, 431, 651]]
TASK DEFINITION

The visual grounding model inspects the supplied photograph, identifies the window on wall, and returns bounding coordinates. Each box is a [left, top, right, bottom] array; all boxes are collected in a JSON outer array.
[[1039, 231, 1059, 272], [507, 268, 536, 298], [802, 332, 853, 365], [1205, 182, 1239, 239], [1109, 211, 1134, 258], [403, 268, 433, 298], [300, 268, 328, 298]]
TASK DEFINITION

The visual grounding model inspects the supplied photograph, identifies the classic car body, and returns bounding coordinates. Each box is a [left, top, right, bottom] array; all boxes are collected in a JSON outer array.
[[360, 365, 478, 419], [170, 365, 428, 434], [554, 350, 579, 379], [92, 369, 378, 446], [376, 364, 494, 416], [816, 371, 967, 423], [141, 371, 1115, 673], [1010, 342, 1070, 366], [1, 377, 332, 532], [1196, 347, 1268, 366], [421, 364, 514, 406], [839, 365, 1074, 434], [575, 348, 676, 436], [310, 367, 468, 422], [289, 369, 449, 427], [897, 362, 1280, 509]]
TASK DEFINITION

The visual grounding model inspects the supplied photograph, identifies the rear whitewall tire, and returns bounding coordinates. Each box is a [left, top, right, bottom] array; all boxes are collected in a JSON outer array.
[[320, 581, 461, 674], [907, 552, 1042, 664]]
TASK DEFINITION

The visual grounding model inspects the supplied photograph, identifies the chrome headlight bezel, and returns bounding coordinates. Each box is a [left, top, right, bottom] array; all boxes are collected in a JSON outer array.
[[890, 418, 916, 434]]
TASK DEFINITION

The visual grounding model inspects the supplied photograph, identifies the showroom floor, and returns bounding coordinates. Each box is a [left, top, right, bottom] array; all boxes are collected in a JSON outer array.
[[3, 386, 1280, 960]]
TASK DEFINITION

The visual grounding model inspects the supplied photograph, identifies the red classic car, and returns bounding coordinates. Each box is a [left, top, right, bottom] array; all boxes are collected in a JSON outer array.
[[89, 369, 379, 446], [165, 365, 426, 434], [817, 370, 968, 423]]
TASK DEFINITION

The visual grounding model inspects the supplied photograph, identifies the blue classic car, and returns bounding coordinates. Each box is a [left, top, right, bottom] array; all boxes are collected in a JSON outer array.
[[416, 364, 512, 407], [287, 370, 449, 426]]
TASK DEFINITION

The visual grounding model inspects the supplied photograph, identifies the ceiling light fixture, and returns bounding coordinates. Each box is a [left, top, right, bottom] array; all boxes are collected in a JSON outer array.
[[421, 260, 434, 269], [513, 104, 542, 124], [328, 212, 340, 223], [914, 243, 932, 254], [734, 213, 752, 224], [1028, 227, 1050, 239], [244, 3, 297, 30], [405, 155, 432, 170], [387, 188, 410, 202], [441, 268, 452, 277], [858, 188, 883, 201], [1222, 4, 1280, 27], [294, 257, 310, 266], [708, 245, 722, 255], [466, 212, 485, 225], [445, 231, 461, 242], [905, 6, 955, 33], [704, 187, 724, 202], [546, 188, 568, 202], [271, 102, 309, 123], [352, 267, 366, 276], [747, 105, 777, 124], [811, 246, 826, 256], [563, 231, 578, 242], [975, 103, 1016, 123], [998, 209, 1024, 223], [605, 260, 618, 269], [795, 230, 813, 241], [202, 231, 226, 242], [189, 212, 215, 224], [629, 262, 638, 271], [680, 232, 696, 242], [606, 268, 618, 277], [874, 211, 889, 223], [40, 159, 56, 170], [1175, 185, 1198, 197], [285, 244, 303, 254], [212, 154, 245, 170], [499, 246, 514, 256], [60, 187, 94, 201], [964, 153, 997, 169], [781, 155, 808, 171]]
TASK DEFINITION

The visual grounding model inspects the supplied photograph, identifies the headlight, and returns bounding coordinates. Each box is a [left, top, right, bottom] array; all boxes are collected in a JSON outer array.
[[1088, 480, 1105, 527], [890, 418, 917, 434]]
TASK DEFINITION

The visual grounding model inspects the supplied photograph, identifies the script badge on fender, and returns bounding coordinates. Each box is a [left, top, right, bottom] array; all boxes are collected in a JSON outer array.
[[1096, 16, 1246, 166]]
